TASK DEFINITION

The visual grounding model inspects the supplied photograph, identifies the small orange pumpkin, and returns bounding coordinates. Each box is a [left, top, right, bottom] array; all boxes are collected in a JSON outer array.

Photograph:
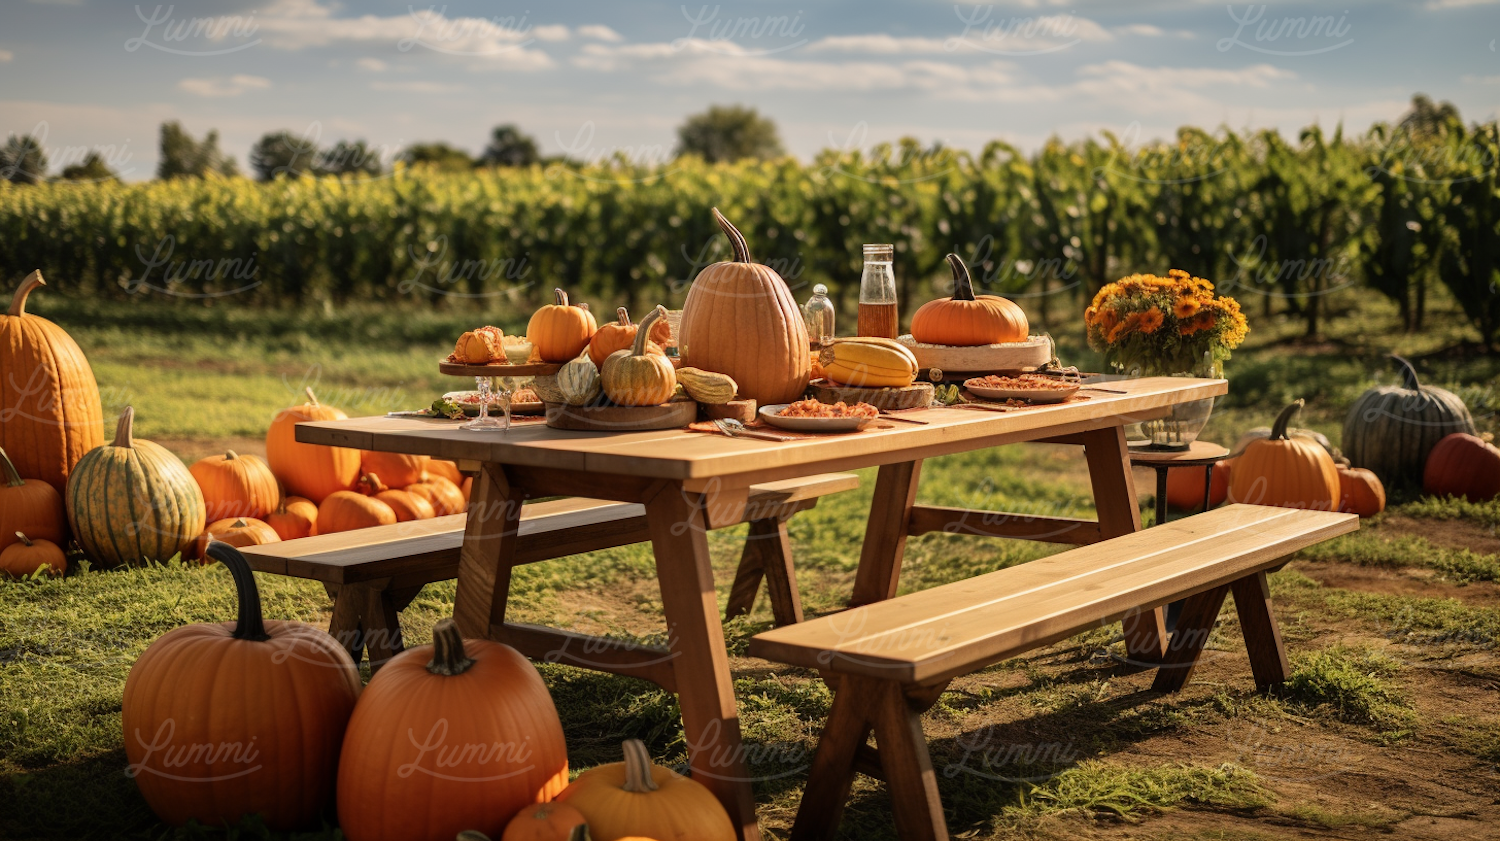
[[1423, 432, 1500, 502], [317, 491, 397, 534], [425, 459, 464, 485], [265, 495, 317, 540], [556, 739, 735, 841], [910, 253, 1029, 346], [375, 489, 436, 522], [406, 476, 466, 516], [528, 288, 597, 363], [190, 450, 280, 522], [1228, 400, 1339, 511], [588, 307, 668, 369], [1165, 459, 1231, 511], [0, 446, 66, 554], [1, 531, 67, 578], [601, 306, 677, 407], [1337, 465, 1386, 517], [501, 801, 588, 841], [206, 517, 282, 548], [361, 450, 429, 489]]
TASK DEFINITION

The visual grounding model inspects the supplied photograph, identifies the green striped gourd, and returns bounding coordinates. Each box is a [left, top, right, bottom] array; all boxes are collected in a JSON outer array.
[[66, 407, 206, 566]]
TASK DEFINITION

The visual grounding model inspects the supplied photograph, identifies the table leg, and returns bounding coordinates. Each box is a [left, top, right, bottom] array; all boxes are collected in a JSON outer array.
[[1153, 466, 1169, 526], [452, 463, 526, 640], [645, 483, 761, 841], [850, 460, 922, 608], [1081, 426, 1166, 662]]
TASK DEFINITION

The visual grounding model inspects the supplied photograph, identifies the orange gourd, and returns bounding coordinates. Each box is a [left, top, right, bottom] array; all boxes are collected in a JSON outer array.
[[361, 450, 429, 489], [337, 619, 570, 841], [601, 306, 677, 407], [1, 531, 67, 578], [1423, 432, 1500, 502], [528, 288, 597, 363], [556, 739, 735, 841], [206, 517, 282, 548], [910, 253, 1029, 346], [376, 489, 436, 522], [406, 476, 466, 516], [265, 495, 317, 540], [123, 542, 360, 829], [190, 450, 280, 521], [678, 208, 810, 406], [1337, 465, 1386, 517], [1165, 459, 1231, 511], [0, 271, 105, 493], [0, 446, 65, 554], [317, 491, 397, 534], [501, 801, 588, 841], [588, 307, 668, 369], [425, 459, 464, 485], [267, 388, 360, 503], [1228, 400, 1339, 511]]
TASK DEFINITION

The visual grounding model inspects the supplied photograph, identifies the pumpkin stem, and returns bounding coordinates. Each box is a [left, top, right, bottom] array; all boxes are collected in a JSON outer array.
[[0, 448, 25, 488], [111, 407, 136, 449], [304, 387, 320, 407], [1270, 399, 1304, 441], [631, 307, 666, 357], [619, 738, 661, 793], [616, 306, 631, 327], [15, 532, 32, 548], [427, 618, 476, 676], [567, 825, 591, 841], [1390, 355, 1422, 391], [712, 207, 752, 263], [225, 450, 238, 461], [945, 253, 977, 302], [7, 270, 44, 318], [554, 287, 570, 307], [205, 541, 271, 642], [232, 519, 248, 528]]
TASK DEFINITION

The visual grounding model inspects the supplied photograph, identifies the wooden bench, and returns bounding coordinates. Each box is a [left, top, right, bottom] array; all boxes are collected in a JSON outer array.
[[748, 504, 1358, 841], [240, 473, 859, 670]]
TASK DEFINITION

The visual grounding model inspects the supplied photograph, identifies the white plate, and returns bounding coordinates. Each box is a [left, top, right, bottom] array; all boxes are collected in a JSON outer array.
[[759, 403, 873, 432], [962, 380, 1079, 404]]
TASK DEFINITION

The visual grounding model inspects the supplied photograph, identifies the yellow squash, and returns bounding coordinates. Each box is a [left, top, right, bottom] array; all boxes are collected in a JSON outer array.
[[818, 337, 919, 389]]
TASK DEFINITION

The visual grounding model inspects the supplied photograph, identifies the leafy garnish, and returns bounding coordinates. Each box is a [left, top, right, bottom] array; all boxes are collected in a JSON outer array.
[[429, 397, 466, 419]]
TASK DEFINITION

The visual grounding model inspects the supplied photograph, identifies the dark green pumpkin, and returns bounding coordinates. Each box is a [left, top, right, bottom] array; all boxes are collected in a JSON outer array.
[[66, 407, 206, 566], [1342, 356, 1474, 487]]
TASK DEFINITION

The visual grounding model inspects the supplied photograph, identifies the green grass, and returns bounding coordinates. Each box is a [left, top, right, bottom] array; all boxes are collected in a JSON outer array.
[[1298, 532, 1500, 584], [1020, 761, 1271, 819], [1277, 647, 1416, 734]]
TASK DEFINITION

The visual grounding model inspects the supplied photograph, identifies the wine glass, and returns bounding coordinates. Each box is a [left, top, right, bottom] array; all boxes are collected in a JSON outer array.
[[461, 376, 505, 431], [492, 375, 528, 432]]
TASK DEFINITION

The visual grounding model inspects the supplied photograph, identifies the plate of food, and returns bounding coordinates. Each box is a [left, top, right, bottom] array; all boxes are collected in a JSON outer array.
[[440, 387, 544, 416], [759, 399, 880, 432], [962, 374, 1079, 404]]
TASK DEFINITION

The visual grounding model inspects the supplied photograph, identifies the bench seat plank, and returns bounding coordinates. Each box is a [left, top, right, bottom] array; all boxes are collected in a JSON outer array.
[[749, 505, 1357, 684]]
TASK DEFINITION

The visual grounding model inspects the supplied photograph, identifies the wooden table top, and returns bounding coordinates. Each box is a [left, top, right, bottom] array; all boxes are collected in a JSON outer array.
[[296, 376, 1227, 483]]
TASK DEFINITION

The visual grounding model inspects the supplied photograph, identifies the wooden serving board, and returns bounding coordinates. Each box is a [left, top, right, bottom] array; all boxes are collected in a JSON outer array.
[[544, 399, 698, 431], [807, 379, 935, 411], [700, 399, 757, 425], [440, 360, 562, 378], [897, 335, 1051, 376]]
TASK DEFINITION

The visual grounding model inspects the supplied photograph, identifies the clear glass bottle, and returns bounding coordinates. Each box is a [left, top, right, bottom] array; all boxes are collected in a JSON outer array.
[[803, 283, 835, 347], [857, 243, 898, 339]]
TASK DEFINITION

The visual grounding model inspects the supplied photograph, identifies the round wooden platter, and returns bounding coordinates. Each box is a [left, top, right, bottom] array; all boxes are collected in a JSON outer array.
[[439, 360, 562, 378], [544, 398, 699, 431], [896, 335, 1051, 376], [807, 379, 935, 411]]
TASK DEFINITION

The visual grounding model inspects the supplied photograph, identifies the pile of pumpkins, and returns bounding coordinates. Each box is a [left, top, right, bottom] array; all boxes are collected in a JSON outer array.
[[123, 540, 737, 841], [1167, 356, 1498, 517]]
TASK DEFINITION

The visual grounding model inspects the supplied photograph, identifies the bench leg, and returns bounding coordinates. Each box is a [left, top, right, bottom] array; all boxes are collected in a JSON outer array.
[[870, 683, 948, 841], [851, 460, 922, 608], [1151, 584, 1229, 693], [726, 517, 804, 627], [324, 582, 423, 672], [326, 583, 366, 665], [1231, 571, 1291, 690], [789, 678, 877, 841]]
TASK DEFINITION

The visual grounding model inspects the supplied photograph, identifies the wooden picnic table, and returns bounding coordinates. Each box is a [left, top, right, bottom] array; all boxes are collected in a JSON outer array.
[[297, 375, 1226, 841]]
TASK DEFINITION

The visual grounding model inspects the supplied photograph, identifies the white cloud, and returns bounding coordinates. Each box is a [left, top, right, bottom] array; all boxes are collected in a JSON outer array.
[[371, 81, 466, 93], [1462, 74, 1500, 84], [807, 35, 953, 54], [177, 74, 272, 98], [809, 17, 1112, 56], [0, 49, 12, 63], [356, 57, 387, 72], [1425, 0, 1499, 8], [578, 25, 623, 43], [1112, 24, 1194, 39]]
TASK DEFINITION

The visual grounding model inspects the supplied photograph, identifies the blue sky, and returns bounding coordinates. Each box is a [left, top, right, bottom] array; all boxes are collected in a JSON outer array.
[[2, 0, 1498, 179]]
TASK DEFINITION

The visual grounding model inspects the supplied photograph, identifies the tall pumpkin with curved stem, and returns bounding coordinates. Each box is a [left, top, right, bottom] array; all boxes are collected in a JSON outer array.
[[678, 208, 810, 405], [123, 542, 360, 829], [337, 619, 570, 841], [1229, 400, 1340, 511], [1342, 355, 1474, 486], [266, 387, 361, 503], [0, 270, 105, 494], [66, 407, 206, 567], [910, 253, 1029, 346]]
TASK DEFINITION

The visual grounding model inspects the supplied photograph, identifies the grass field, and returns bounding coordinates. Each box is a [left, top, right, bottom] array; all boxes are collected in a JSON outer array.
[[2, 283, 1498, 840]]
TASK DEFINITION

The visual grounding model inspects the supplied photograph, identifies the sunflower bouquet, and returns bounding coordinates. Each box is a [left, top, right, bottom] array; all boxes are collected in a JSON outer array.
[[1084, 269, 1248, 376]]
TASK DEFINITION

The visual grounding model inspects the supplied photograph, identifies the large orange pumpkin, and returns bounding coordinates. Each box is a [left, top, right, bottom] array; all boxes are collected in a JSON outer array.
[[1336, 465, 1386, 517], [0, 271, 105, 493], [337, 618, 570, 841], [556, 739, 736, 841], [361, 450, 429, 488], [0, 446, 65, 554], [678, 208, 810, 406], [1228, 400, 1339, 511], [190, 450, 280, 521], [318, 491, 397, 534], [206, 517, 282, 548], [1165, 459, 1231, 511], [122, 542, 361, 830], [588, 307, 669, 369], [528, 288, 597, 363], [910, 253, 1029, 346], [265, 495, 318, 541], [1423, 432, 1500, 501], [266, 387, 360, 503]]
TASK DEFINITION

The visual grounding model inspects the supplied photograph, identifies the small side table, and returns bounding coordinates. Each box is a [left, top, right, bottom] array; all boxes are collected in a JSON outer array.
[[1129, 440, 1232, 527]]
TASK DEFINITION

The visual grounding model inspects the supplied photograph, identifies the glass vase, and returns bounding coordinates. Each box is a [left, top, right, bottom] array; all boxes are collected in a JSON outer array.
[[1114, 352, 1218, 452]]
